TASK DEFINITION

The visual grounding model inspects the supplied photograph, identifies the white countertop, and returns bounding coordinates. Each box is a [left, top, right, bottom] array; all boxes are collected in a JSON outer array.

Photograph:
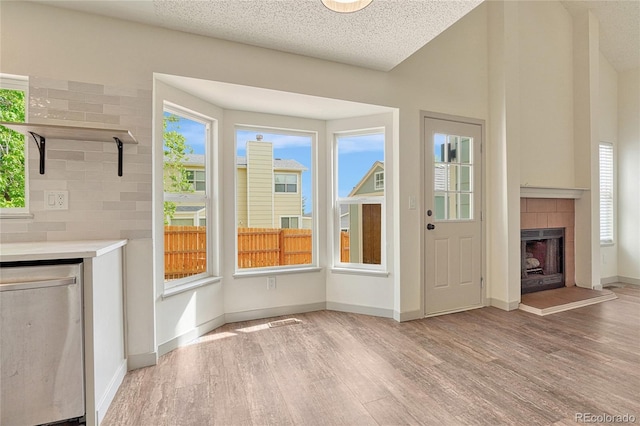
[[0, 240, 127, 262]]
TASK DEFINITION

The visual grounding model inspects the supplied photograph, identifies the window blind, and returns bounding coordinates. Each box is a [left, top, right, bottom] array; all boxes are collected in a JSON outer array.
[[599, 143, 614, 244]]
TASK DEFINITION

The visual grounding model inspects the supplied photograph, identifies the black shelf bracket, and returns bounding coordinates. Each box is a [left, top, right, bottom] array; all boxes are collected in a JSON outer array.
[[29, 131, 46, 174], [114, 137, 124, 177]]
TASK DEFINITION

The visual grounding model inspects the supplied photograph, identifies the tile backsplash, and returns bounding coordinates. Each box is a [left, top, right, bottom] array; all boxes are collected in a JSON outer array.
[[1, 76, 152, 243]]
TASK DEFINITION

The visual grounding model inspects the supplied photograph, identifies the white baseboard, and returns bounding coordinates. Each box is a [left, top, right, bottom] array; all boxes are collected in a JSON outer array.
[[488, 298, 520, 311], [224, 302, 326, 324], [127, 352, 158, 370], [601, 275, 640, 286], [95, 359, 127, 425], [395, 309, 422, 322], [158, 314, 226, 356], [326, 302, 393, 319], [619, 276, 640, 286]]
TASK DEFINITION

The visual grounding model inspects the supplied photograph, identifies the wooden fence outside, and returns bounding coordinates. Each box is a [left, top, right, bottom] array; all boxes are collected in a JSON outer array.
[[165, 226, 351, 278], [340, 231, 350, 263], [237, 227, 313, 268], [164, 225, 207, 280]]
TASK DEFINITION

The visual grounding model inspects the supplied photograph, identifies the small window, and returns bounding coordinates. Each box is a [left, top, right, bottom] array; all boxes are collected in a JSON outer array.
[[186, 170, 206, 191], [374, 171, 384, 190], [0, 75, 29, 216], [275, 173, 298, 193], [599, 142, 614, 244], [281, 216, 300, 229]]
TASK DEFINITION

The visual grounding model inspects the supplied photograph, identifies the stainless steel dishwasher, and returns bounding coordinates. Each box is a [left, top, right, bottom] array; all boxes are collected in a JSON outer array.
[[0, 259, 85, 426]]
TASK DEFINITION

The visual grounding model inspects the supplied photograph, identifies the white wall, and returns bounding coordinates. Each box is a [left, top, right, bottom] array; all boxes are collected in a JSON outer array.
[[598, 53, 619, 280], [518, 1, 575, 188], [617, 68, 640, 282]]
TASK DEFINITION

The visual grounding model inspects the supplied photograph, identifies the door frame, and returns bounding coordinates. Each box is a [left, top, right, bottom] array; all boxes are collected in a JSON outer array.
[[420, 111, 487, 317]]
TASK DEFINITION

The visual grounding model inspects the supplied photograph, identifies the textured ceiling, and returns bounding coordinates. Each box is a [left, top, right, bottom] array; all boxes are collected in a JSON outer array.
[[28, 0, 639, 72], [561, 0, 640, 71], [29, 0, 482, 71]]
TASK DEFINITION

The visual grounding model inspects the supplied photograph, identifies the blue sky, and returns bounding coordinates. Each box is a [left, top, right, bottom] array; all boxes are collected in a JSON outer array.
[[165, 113, 384, 214]]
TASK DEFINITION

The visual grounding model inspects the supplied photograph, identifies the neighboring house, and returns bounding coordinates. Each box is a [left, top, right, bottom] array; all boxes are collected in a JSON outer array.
[[344, 161, 384, 264], [168, 141, 307, 229]]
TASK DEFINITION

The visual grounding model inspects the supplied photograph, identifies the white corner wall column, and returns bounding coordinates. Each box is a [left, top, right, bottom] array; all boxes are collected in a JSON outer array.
[[573, 10, 601, 289], [486, 0, 521, 310]]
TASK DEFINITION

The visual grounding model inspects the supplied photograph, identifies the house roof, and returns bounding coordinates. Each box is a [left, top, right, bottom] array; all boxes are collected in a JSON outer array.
[[348, 161, 384, 197], [175, 205, 205, 212]]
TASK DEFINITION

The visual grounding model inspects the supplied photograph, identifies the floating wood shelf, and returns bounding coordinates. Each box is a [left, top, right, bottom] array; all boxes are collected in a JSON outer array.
[[0, 121, 138, 176]]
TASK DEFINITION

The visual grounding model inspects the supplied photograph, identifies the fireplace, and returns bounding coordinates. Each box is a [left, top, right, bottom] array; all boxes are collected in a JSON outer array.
[[521, 228, 565, 294]]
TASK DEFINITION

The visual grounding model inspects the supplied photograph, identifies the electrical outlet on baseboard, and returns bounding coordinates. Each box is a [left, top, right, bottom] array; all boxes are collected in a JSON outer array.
[[267, 276, 276, 290]]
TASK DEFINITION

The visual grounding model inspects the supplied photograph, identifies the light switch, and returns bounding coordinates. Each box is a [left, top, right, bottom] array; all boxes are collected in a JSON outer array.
[[409, 195, 417, 210]]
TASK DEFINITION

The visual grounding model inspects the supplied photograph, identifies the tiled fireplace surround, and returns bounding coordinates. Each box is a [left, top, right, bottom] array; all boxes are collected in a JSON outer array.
[[520, 198, 575, 287]]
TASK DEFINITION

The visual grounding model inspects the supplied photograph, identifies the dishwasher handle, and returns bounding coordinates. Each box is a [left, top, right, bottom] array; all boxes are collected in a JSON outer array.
[[0, 277, 77, 292]]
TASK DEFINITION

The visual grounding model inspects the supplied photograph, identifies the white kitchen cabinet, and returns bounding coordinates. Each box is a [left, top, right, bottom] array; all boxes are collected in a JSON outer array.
[[0, 240, 128, 426]]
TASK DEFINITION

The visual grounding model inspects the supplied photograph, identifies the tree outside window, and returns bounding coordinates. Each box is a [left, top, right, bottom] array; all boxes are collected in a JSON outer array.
[[0, 88, 26, 209]]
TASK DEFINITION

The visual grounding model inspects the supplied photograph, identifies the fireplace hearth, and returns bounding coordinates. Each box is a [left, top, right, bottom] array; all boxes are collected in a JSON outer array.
[[521, 228, 565, 294]]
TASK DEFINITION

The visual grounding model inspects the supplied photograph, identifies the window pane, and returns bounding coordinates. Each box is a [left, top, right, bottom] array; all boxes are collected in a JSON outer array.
[[164, 202, 207, 281], [163, 110, 209, 283], [237, 130, 312, 269], [460, 137, 472, 164], [338, 202, 381, 265], [336, 132, 385, 267], [459, 165, 472, 192], [433, 132, 474, 222], [163, 113, 206, 194], [599, 143, 614, 243], [0, 88, 26, 209], [459, 193, 472, 220], [434, 194, 446, 220]]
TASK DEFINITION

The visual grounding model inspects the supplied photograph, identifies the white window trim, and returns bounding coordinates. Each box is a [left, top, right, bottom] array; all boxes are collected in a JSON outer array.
[[162, 103, 218, 293], [332, 127, 387, 272], [0, 74, 30, 219], [599, 142, 615, 245], [235, 125, 317, 272]]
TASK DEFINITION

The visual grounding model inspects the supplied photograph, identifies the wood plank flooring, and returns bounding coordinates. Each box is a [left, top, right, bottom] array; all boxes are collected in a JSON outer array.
[[102, 286, 640, 425]]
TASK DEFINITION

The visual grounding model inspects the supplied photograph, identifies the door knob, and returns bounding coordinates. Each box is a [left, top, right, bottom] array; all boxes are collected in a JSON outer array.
[[427, 223, 435, 230]]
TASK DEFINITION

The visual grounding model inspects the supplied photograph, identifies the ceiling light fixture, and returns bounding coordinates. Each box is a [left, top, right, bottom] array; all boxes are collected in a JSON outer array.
[[322, 0, 372, 14]]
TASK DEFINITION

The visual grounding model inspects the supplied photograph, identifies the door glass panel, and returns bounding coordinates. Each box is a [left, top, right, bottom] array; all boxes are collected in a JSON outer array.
[[433, 133, 474, 221], [459, 165, 471, 191], [459, 193, 472, 219], [460, 137, 472, 163]]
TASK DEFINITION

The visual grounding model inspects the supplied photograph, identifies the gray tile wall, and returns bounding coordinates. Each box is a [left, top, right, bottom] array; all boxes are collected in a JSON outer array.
[[0, 76, 152, 242]]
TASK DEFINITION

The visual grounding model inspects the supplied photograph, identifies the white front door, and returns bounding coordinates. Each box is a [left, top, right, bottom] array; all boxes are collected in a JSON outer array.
[[424, 116, 483, 316]]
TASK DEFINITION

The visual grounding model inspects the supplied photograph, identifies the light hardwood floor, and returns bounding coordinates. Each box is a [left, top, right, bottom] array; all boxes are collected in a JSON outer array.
[[102, 286, 640, 425]]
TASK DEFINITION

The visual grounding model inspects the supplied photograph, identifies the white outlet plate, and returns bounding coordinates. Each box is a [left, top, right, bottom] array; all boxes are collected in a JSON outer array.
[[44, 190, 69, 210], [267, 276, 276, 290]]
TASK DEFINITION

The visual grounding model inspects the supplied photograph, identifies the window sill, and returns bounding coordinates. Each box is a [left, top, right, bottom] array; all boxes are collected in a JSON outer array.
[[600, 242, 615, 248], [0, 212, 34, 220], [331, 267, 390, 278], [162, 275, 222, 299], [233, 266, 322, 279]]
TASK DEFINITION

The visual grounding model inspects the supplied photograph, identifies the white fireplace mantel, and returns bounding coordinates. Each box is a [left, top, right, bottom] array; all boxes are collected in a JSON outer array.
[[520, 186, 588, 199]]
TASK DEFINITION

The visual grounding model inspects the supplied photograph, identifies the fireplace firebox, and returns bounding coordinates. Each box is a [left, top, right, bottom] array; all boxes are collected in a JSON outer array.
[[521, 228, 565, 294]]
